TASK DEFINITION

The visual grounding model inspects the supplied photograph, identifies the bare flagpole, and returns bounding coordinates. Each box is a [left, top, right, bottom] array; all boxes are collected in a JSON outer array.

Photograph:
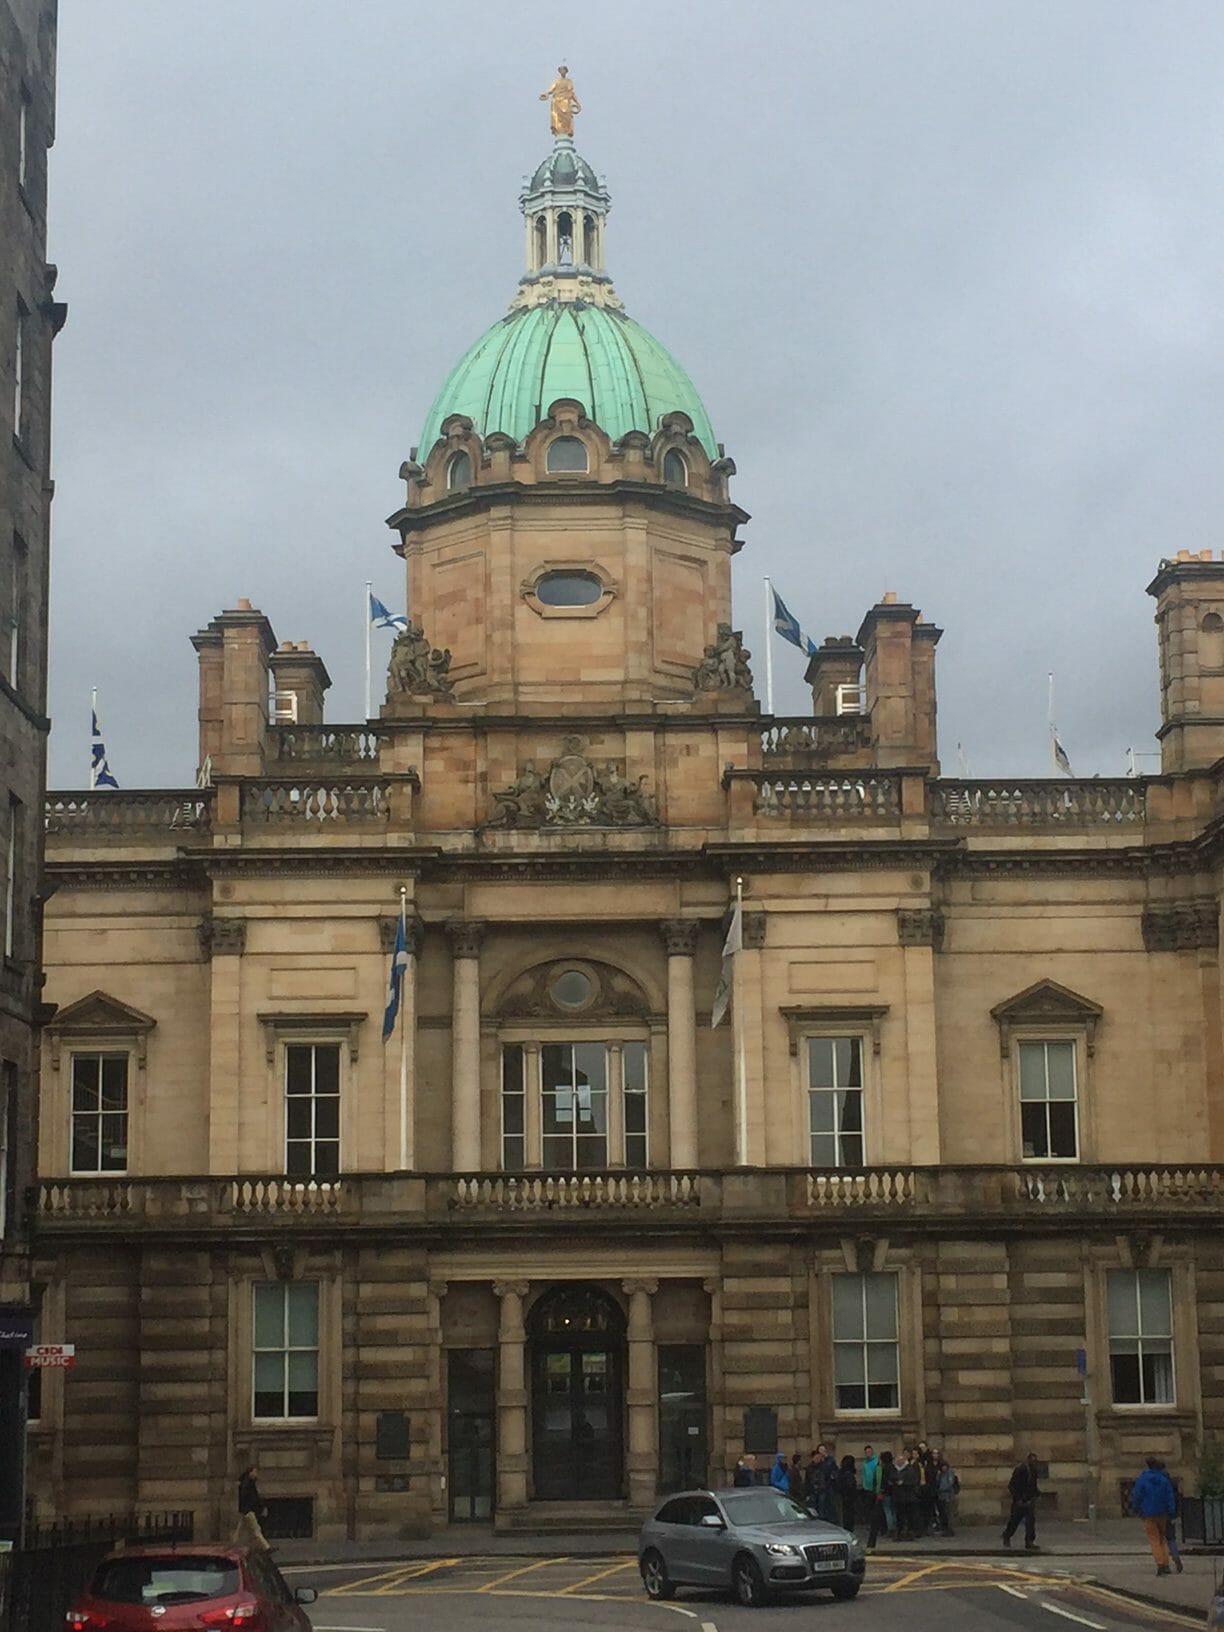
[[90, 685, 97, 788], [734, 874, 748, 1166], [1048, 670, 1056, 772], [364, 581, 373, 721], [398, 884, 410, 1171], [763, 578, 775, 715]]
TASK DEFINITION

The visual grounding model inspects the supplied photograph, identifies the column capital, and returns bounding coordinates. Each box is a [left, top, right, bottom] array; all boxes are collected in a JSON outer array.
[[380, 913, 425, 956], [493, 1280, 531, 1301], [446, 919, 487, 958], [659, 919, 699, 957], [622, 1277, 659, 1298]]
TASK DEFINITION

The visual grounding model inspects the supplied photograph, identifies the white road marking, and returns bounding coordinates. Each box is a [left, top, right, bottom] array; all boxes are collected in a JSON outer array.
[[701, 1622, 720, 1632], [1038, 1603, 1106, 1630], [997, 1584, 1031, 1599]]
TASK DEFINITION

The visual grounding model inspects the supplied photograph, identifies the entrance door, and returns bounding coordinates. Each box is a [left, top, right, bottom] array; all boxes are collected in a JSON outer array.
[[528, 1286, 626, 1501], [658, 1345, 708, 1492], [448, 1348, 495, 1521]]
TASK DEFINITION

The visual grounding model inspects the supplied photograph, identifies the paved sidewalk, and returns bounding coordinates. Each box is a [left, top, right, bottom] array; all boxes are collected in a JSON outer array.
[[275, 1514, 1223, 1615]]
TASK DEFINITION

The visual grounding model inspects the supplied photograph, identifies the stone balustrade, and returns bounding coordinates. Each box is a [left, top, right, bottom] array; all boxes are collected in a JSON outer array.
[[45, 791, 213, 838], [35, 1164, 1224, 1232], [747, 772, 903, 820], [241, 779, 391, 825], [931, 779, 1145, 828], [270, 725, 384, 765], [759, 717, 871, 762]]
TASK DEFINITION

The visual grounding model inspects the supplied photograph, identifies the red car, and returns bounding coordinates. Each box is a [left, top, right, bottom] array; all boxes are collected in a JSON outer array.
[[64, 1543, 317, 1630]]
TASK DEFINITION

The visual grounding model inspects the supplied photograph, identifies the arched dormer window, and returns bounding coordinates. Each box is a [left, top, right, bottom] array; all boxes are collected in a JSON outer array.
[[534, 215, 547, 267], [582, 213, 596, 264], [1202, 611, 1224, 669], [546, 436, 588, 475], [663, 449, 688, 487], [447, 450, 472, 491]]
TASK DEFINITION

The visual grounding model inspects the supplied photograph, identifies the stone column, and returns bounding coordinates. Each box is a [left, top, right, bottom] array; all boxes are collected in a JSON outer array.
[[659, 921, 700, 1169], [494, 1281, 530, 1513], [734, 911, 768, 1165], [623, 1278, 658, 1509], [447, 921, 486, 1171]]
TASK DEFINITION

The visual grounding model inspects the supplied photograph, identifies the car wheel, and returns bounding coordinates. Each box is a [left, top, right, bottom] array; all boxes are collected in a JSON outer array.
[[732, 1553, 767, 1608], [641, 1549, 675, 1600], [830, 1580, 861, 1600]]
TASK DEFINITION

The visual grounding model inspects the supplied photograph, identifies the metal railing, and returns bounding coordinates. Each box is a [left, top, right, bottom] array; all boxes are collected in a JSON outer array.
[[6, 1510, 192, 1632]]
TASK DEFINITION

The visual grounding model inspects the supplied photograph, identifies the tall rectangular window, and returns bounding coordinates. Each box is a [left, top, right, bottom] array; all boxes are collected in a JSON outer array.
[[7, 536, 24, 689], [284, 1043, 340, 1179], [1019, 1040, 1078, 1159], [807, 1036, 865, 1168], [623, 1040, 648, 1168], [1108, 1269, 1174, 1405], [501, 1044, 525, 1170], [4, 793, 19, 960], [17, 88, 29, 191], [13, 301, 27, 444], [540, 1042, 608, 1170], [252, 1282, 318, 1419], [70, 1052, 129, 1173], [832, 1272, 899, 1412]]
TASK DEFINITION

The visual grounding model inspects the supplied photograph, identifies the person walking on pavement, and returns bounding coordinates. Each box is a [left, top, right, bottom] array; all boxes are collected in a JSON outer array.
[[935, 1456, 960, 1536], [233, 1463, 272, 1551], [1001, 1452, 1042, 1552], [837, 1454, 859, 1532], [733, 1455, 755, 1487], [770, 1450, 791, 1492], [866, 1449, 896, 1549], [1129, 1455, 1178, 1574], [1154, 1460, 1184, 1573]]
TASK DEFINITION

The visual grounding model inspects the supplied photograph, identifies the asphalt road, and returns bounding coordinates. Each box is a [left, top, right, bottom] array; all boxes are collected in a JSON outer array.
[[284, 1553, 1204, 1632]]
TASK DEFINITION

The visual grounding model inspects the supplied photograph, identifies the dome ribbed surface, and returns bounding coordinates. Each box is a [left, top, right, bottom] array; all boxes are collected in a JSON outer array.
[[418, 303, 718, 458], [528, 145, 600, 193]]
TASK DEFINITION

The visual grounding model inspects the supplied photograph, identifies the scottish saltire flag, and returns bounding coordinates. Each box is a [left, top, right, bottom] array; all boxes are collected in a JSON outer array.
[[1052, 731, 1073, 777], [90, 708, 119, 790], [771, 586, 818, 657], [382, 904, 410, 1040], [370, 592, 409, 634], [710, 899, 743, 1029]]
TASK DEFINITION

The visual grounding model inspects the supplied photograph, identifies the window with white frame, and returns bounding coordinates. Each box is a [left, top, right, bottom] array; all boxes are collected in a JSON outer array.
[[284, 1043, 340, 1179], [70, 1052, 129, 1173], [500, 1039, 649, 1171], [832, 1272, 899, 1412], [1108, 1268, 1173, 1406], [1018, 1039, 1078, 1159], [252, 1282, 319, 1419], [807, 1036, 865, 1168]]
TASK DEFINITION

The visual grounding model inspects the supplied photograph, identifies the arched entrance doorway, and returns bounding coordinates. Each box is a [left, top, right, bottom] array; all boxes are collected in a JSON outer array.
[[529, 1285, 626, 1501]]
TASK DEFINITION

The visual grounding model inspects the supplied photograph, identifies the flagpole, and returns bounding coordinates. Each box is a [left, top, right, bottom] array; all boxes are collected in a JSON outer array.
[[763, 577, 774, 716], [90, 686, 97, 789], [364, 581, 372, 722], [398, 885, 410, 1170], [734, 875, 748, 1167], [1048, 671, 1056, 773]]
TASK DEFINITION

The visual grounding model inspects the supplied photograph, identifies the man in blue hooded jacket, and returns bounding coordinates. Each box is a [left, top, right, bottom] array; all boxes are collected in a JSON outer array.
[[1130, 1456, 1177, 1574], [770, 1451, 791, 1493]]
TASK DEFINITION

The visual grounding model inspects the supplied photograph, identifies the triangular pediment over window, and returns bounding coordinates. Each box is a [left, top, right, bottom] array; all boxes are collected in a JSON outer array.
[[990, 980, 1102, 1056], [46, 990, 156, 1068]]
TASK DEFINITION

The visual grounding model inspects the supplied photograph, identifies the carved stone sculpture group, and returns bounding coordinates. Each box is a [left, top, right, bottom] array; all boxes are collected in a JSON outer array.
[[490, 736, 658, 828]]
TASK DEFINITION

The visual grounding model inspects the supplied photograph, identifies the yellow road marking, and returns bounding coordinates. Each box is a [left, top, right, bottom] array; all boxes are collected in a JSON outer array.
[[557, 1560, 640, 1593], [327, 1557, 460, 1596], [1074, 1579, 1204, 1628], [882, 1562, 951, 1591], [476, 1556, 569, 1592]]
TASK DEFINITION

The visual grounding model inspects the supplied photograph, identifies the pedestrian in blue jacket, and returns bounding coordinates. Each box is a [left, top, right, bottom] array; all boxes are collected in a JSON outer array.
[[1130, 1456, 1177, 1574], [770, 1451, 791, 1493]]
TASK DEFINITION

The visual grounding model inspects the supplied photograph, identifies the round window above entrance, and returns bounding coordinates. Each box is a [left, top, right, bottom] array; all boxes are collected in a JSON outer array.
[[550, 968, 594, 1009], [536, 571, 602, 607]]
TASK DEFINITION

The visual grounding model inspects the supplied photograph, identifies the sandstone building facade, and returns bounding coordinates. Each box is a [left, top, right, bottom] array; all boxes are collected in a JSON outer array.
[[29, 115, 1224, 1540], [0, 0, 62, 1543]]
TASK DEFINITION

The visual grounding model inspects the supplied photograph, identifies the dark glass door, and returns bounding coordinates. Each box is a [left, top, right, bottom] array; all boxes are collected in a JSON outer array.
[[448, 1348, 495, 1521], [658, 1345, 708, 1492], [532, 1343, 623, 1499]]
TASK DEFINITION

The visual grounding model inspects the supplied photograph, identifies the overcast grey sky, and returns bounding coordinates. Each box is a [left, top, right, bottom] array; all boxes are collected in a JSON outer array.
[[46, 0, 1224, 788]]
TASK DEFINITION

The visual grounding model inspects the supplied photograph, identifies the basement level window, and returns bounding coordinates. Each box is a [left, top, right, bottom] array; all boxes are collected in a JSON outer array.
[[536, 571, 602, 607]]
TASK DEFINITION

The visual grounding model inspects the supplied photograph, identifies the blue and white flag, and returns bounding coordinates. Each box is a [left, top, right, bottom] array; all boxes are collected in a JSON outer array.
[[1051, 730, 1073, 777], [90, 707, 119, 790], [771, 586, 818, 657], [370, 592, 409, 634], [382, 903, 410, 1041]]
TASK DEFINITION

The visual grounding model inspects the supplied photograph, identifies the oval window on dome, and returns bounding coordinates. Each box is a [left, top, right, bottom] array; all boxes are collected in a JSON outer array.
[[663, 449, 688, 487], [447, 450, 472, 491], [546, 436, 589, 474], [536, 571, 603, 607]]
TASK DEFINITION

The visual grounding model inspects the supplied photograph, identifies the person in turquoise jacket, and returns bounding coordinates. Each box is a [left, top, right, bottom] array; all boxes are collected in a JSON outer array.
[[770, 1451, 791, 1493], [1130, 1456, 1177, 1574]]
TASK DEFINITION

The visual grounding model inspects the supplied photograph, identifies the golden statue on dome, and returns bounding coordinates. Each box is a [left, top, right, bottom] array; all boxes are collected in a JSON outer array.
[[540, 66, 581, 137]]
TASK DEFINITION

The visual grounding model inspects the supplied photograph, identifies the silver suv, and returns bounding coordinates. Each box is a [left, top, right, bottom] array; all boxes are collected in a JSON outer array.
[[639, 1487, 866, 1607]]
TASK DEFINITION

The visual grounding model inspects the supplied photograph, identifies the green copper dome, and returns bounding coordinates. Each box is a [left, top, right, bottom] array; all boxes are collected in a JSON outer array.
[[418, 302, 718, 460]]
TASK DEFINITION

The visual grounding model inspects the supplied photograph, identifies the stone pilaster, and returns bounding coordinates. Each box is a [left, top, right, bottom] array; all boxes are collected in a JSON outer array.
[[447, 921, 486, 1171], [623, 1278, 658, 1509], [659, 921, 699, 1168], [494, 1281, 530, 1513]]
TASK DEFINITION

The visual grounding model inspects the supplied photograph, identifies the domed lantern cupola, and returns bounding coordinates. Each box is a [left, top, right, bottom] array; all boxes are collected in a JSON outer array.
[[516, 67, 618, 308]]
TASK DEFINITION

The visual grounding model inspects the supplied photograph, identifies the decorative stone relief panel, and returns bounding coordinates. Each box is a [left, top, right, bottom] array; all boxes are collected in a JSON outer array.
[[488, 736, 658, 828]]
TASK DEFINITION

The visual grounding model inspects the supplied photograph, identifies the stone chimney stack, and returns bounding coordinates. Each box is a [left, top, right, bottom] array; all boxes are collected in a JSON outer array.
[[1147, 551, 1224, 773], [190, 600, 277, 777], [857, 593, 942, 772], [269, 642, 331, 727], [804, 636, 864, 716]]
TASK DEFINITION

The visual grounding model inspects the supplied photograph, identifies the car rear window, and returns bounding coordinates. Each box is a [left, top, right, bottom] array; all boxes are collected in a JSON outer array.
[[90, 1556, 240, 1605]]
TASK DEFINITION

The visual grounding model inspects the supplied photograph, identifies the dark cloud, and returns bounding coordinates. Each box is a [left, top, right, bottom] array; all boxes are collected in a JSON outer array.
[[48, 0, 1224, 785]]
